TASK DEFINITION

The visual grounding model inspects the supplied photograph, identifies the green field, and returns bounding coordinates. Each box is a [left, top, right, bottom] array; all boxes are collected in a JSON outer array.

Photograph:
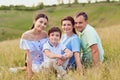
[[0, 2, 120, 80], [0, 2, 120, 41]]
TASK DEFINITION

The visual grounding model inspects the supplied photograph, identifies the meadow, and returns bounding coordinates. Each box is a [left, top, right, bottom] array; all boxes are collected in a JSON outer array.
[[0, 2, 120, 41], [0, 2, 120, 80]]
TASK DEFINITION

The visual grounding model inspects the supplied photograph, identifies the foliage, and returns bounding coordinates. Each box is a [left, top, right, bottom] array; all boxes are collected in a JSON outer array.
[[0, 4, 44, 11], [36, 2, 44, 10]]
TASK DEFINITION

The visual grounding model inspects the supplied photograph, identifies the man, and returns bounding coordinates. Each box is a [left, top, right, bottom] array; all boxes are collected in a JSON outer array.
[[74, 12, 104, 67]]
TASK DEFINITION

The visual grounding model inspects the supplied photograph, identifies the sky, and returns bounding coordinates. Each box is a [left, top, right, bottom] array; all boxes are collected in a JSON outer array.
[[0, 0, 91, 6], [0, 0, 118, 7]]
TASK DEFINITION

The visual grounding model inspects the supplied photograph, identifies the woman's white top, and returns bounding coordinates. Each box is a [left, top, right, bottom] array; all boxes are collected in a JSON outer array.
[[20, 38, 47, 64]]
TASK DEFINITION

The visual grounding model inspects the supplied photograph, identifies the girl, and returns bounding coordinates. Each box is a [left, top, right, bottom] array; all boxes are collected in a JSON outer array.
[[20, 13, 48, 80]]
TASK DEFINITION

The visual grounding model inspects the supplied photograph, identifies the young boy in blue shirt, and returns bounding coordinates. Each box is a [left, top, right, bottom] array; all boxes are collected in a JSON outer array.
[[43, 27, 73, 79]]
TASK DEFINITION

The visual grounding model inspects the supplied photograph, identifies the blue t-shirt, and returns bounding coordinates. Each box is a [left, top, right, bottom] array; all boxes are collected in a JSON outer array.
[[61, 34, 80, 67]]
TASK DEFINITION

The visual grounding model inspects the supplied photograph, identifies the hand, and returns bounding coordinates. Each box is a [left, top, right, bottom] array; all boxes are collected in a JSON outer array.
[[56, 58, 64, 66], [76, 66, 83, 76], [62, 54, 69, 60], [27, 73, 33, 80], [27, 69, 33, 80]]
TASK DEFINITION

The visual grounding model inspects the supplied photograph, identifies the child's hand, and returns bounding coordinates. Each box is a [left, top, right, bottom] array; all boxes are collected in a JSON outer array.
[[56, 58, 64, 66], [56, 54, 69, 66], [60, 55, 67, 61]]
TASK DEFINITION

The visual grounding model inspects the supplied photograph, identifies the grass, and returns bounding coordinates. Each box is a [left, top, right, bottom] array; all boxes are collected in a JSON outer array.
[[0, 2, 120, 80], [0, 2, 120, 41], [0, 25, 120, 80], [0, 27, 24, 41]]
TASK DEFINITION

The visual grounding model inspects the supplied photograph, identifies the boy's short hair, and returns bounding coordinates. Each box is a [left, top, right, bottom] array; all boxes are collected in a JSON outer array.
[[48, 27, 62, 38]]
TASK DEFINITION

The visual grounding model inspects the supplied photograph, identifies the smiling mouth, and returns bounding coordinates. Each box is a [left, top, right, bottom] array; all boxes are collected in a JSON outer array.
[[65, 29, 70, 31], [77, 26, 82, 28]]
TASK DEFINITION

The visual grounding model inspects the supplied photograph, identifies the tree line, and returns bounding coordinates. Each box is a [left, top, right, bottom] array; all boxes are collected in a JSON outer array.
[[0, 0, 119, 11]]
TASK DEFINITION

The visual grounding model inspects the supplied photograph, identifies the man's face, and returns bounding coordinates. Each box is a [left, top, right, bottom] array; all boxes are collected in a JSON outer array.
[[74, 16, 87, 32]]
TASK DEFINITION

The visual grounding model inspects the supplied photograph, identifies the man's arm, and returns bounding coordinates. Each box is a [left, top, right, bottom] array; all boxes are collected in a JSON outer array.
[[90, 44, 100, 66]]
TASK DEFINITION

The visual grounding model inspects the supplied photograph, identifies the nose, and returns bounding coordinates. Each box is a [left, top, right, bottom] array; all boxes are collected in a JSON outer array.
[[75, 23, 80, 27], [41, 23, 46, 28], [41, 23, 45, 27], [64, 25, 68, 29]]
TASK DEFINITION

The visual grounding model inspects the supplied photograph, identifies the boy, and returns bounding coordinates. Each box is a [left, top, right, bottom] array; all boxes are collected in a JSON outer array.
[[43, 27, 73, 79]]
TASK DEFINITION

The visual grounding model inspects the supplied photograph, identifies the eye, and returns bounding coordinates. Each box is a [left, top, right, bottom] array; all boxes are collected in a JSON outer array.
[[62, 24, 66, 26], [79, 22, 82, 24], [56, 34, 60, 37], [51, 34, 54, 36], [39, 21, 43, 23], [67, 24, 71, 26], [75, 22, 82, 24], [44, 23, 47, 26]]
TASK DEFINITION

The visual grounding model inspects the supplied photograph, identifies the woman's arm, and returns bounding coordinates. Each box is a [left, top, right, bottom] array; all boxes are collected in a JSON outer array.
[[74, 52, 83, 75], [64, 48, 73, 58], [26, 50, 33, 80], [56, 49, 73, 66]]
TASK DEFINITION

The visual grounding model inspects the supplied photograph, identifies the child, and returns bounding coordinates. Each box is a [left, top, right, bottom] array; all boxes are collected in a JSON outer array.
[[43, 27, 73, 79]]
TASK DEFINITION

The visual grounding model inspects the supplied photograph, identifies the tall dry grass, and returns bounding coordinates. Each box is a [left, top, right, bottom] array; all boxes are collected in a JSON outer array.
[[0, 25, 120, 80]]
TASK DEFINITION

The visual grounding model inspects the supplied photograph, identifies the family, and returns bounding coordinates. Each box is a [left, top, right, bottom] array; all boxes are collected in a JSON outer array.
[[20, 12, 104, 80]]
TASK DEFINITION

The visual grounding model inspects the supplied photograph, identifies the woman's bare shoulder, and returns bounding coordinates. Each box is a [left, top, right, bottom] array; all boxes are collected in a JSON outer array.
[[21, 30, 32, 40], [42, 31, 48, 38]]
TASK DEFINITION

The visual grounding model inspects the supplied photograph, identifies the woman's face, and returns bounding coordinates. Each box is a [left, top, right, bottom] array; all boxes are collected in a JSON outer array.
[[62, 20, 73, 34], [34, 18, 48, 31]]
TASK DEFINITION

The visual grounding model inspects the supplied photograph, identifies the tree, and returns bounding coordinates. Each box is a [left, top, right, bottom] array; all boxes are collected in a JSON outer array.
[[57, 0, 61, 4], [87, 0, 91, 3], [68, 0, 72, 7], [57, 0, 64, 5], [74, 0, 79, 4], [37, 2, 44, 10], [61, 0, 64, 4], [106, 0, 110, 2]]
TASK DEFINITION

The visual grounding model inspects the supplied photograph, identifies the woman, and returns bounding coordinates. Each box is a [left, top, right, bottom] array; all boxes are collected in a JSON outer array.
[[20, 13, 48, 80], [60, 16, 83, 75]]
